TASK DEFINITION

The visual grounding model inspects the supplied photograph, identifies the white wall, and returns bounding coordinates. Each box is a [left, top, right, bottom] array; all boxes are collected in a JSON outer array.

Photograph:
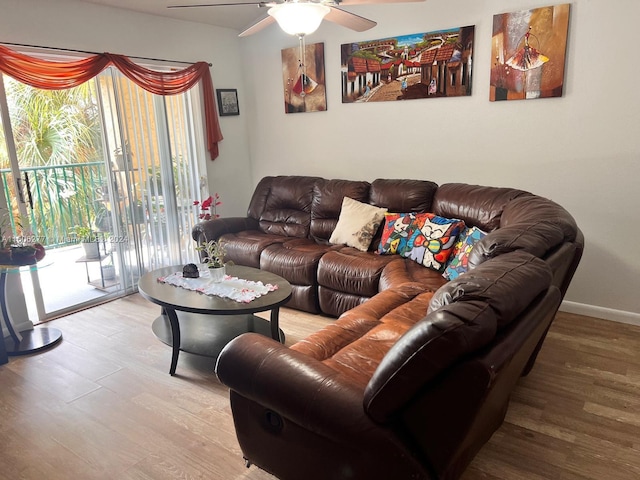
[[239, 0, 640, 322], [2, 0, 638, 322], [0, 0, 254, 222]]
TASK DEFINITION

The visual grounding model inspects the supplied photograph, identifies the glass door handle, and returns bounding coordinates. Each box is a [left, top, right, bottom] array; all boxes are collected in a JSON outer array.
[[24, 172, 34, 209], [15, 174, 34, 209], [15, 176, 25, 205]]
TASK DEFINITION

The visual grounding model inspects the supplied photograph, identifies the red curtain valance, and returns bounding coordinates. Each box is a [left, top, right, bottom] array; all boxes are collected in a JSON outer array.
[[0, 45, 223, 159]]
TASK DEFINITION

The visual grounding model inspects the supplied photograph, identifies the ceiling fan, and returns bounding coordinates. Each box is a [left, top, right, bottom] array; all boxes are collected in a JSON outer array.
[[168, 0, 424, 37]]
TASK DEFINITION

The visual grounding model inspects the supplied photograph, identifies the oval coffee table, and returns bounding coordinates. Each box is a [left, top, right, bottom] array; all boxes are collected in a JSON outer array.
[[138, 264, 292, 375]]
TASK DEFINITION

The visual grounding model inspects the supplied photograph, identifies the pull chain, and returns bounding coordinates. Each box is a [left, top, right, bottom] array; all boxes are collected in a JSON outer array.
[[298, 34, 307, 98]]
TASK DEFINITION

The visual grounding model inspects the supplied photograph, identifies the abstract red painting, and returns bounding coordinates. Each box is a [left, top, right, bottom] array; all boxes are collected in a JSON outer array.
[[491, 4, 571, 101]]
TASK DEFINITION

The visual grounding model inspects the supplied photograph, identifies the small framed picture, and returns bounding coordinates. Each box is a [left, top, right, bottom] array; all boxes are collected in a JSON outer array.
[[216, 88, 240, 116]]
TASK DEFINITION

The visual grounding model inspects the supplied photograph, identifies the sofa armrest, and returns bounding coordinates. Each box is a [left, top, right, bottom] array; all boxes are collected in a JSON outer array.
[[216, 333, 383, 443], [191, 216, 259, 243]]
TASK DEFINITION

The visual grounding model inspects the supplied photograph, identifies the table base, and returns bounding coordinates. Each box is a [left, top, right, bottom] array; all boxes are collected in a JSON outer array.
[[4, 326, 63, 356], [152, 312, 285, 360]]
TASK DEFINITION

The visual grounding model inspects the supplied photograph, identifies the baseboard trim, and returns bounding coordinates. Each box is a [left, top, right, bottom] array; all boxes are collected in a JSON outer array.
[[560, 301, 640, 327]]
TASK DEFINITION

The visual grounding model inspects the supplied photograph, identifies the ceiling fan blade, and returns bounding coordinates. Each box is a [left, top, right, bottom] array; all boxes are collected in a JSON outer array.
[[338, 0, 425, 5], [325, 6, 377, 32], [238, 13, 277, 37], [167, 2, 273, 8]]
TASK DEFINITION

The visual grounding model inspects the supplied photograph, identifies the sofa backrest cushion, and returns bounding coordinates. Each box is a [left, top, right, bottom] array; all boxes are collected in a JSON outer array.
[[369, 179, 438, 212], [247, 176, 321, 238], [467, 195, 579, 269], [500, 194, 578, 237], [364, 250, 552, 423], [469, 221, 564, 269], [310, 179, 371, 243], [367, 179, 439, 250], [432, 183, 531, 232]]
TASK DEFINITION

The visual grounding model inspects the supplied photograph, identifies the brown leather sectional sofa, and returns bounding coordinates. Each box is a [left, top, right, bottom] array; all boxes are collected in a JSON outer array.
[[192, 176, 584, 480]]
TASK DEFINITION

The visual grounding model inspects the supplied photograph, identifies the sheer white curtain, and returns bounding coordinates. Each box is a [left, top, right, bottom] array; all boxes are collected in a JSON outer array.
[[98, 67, 206, 288]]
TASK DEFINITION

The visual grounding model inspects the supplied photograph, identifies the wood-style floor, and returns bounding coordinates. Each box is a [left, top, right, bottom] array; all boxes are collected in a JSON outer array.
[[1, 294, 639, 480]]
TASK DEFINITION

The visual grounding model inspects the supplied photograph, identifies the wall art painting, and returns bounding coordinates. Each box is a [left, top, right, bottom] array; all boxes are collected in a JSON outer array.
[[282, 42, 326, 114], [491, 4, 570, 101], [341, 26, 474, 103]]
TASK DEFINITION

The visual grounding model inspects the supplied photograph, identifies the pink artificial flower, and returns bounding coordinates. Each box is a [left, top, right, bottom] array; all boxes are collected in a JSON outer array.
[[200, 196, 213, 210], [194, 193, 220, 220]]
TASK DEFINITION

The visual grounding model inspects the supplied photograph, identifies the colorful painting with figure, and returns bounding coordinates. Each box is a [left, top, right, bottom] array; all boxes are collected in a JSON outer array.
[[340, 26, 474, 103], [491, 4, 570, 101], [282, 41, 326, 114]]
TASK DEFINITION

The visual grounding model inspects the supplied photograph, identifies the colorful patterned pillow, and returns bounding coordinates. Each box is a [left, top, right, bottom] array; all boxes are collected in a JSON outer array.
[[378, 213, 417, 255], [442, 226, 487, 280], [400, 213, 465, 271], [329, 197, 387, 252]]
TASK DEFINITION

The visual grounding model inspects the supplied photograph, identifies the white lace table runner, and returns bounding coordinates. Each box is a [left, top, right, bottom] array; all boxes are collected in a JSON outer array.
[[158, 270, 279, 303]]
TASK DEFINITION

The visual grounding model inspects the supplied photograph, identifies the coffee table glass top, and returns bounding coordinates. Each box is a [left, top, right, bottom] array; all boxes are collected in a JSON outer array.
[[138, 264, 292, 315]]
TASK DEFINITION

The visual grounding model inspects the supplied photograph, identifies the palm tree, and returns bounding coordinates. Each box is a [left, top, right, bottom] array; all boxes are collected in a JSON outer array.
[[1, 76, 106, 242], [6, 79, 102, 166]]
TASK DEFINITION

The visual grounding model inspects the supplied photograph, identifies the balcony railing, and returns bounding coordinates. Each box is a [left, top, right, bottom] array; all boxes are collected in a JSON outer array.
[[1, 162, 107, 248]]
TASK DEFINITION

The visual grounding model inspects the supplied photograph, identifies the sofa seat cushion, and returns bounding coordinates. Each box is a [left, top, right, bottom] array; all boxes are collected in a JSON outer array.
[[220, 231, 288, 268], [261, 239, 334, 285], [317, 248, 397, 298], [292, 284, 434, 385], [379, 258, 448, 293], [364, 300, 498, 423], [317, 287, 367, 318]]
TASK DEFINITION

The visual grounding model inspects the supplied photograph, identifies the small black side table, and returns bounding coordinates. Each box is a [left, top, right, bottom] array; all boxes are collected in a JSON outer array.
[[1, 264, 62, 358]]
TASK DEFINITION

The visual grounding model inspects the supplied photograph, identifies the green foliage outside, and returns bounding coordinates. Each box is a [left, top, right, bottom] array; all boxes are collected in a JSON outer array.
[[0, 77, 106, 245]]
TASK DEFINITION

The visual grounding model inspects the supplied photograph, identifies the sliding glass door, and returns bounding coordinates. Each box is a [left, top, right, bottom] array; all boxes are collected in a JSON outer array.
[[96, 67, 206, 293], [0, 60, 207, 322], [0, 72, 112, 321]]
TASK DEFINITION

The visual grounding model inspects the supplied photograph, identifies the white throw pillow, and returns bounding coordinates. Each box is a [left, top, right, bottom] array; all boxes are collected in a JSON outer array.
[[329, 197, 387, 252]]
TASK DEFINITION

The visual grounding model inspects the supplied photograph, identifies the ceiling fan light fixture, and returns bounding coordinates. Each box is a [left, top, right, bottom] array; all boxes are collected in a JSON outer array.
[[268, 3, 331, 36]]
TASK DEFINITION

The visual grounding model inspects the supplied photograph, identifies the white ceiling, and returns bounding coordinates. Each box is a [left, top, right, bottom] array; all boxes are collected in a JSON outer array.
[[75, 0, 422, 35], [77, 0, 271, 32]]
